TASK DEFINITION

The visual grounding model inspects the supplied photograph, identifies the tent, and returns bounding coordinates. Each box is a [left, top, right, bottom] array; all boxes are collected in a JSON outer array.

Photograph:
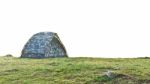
[[21, 32, 68, 58]]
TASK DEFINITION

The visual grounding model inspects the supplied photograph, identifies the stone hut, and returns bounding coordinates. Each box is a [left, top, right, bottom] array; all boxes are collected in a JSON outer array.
[[21, 32, 68, 58]]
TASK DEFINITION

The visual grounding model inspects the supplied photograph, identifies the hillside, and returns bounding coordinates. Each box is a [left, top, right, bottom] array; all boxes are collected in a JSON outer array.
[[0, 57, 150, 84]]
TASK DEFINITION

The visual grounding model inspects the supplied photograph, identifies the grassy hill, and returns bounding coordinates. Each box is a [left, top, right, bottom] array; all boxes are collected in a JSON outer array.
[[0, 57, 150, 84]]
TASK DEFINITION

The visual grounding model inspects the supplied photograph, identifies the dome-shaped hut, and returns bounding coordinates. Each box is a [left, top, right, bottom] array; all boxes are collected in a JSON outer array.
[[21, 32, 68, 58]]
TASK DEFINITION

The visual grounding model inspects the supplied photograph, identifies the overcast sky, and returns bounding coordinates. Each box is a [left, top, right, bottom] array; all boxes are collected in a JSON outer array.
[[0, 0, 150, 58]]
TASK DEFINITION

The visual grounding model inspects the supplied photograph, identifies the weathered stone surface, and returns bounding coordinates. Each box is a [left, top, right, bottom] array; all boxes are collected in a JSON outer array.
[[21, 32, 68, 58]]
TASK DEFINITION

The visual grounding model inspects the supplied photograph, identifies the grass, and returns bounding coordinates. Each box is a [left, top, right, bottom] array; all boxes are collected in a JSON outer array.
[[0, 57, 150, 84]]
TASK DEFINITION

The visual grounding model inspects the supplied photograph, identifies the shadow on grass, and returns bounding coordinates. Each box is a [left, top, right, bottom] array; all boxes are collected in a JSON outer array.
[[90, 73, 150, 84], [90, 73, 134, 84]]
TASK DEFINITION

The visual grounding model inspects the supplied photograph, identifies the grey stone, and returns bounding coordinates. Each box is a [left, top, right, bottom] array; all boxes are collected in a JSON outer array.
[[21, 32, 68, 58], [105, 70, 116, 78]]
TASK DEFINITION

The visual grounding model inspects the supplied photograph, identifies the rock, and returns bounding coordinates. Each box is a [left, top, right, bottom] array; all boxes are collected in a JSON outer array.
[[21, 32, 68, 58], [105, 70, 116, 78], [4, 54, 13, 57]]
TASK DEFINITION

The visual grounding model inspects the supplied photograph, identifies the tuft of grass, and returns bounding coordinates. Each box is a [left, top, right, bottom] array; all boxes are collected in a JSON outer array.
[[94, 75, 112, 82], [0, 57, 150, 84]]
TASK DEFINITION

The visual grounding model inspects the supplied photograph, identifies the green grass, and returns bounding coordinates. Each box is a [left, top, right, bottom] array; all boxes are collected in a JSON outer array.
[[0, 57, 150, 84]]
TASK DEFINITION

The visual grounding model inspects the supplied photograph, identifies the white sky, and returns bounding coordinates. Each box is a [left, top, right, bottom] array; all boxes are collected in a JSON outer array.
[[0, 0, 150, 58]]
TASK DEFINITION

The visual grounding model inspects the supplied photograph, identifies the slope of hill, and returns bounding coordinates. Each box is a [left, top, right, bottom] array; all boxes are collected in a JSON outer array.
[[0, 57, 150, 84]]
